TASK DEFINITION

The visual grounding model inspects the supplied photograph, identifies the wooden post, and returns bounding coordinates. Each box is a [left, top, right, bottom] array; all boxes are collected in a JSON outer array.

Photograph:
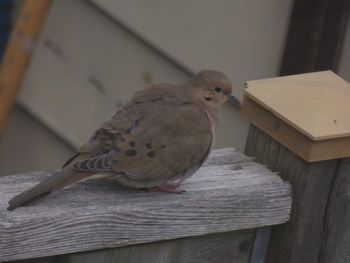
[[318, 157, 350, 263], [242, 71, 350, 263], [0, 0, 52, 138], [245, 125, 338, 262]]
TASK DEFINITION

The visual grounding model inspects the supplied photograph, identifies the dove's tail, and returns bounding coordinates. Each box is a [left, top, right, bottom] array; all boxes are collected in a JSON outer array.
[[7, 169, 91, 211]]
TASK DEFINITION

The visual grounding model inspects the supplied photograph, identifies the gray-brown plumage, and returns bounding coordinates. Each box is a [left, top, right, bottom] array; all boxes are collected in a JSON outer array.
[[8, 70, 233, 210]]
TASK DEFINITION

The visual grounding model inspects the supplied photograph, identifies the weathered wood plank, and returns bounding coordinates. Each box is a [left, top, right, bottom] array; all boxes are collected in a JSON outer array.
[[319, 158, 350, 263], [57, 230, 254, 263], [0, 148, 291, 261], [245, 125, 339, 263]]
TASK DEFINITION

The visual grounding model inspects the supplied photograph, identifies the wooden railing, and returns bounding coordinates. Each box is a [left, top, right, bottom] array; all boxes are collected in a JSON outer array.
[[0, 148, 291, 262]]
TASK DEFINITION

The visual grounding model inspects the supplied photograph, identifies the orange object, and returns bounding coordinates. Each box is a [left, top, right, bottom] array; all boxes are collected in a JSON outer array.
[[0, 0, 52, 138]]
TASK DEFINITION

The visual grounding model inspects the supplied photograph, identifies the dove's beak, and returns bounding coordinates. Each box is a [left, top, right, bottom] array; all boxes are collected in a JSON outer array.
[[227, 95, 241, 109]]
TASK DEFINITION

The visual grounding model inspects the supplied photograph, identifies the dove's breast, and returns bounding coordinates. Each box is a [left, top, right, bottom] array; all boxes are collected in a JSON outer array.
[[113, 99, 213, 188]]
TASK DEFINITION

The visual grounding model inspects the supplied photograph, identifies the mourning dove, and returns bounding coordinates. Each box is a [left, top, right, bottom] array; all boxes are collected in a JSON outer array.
[[8, 69, 233, 210]]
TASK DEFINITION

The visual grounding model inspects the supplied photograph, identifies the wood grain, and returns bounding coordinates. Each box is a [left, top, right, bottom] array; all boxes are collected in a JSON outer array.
[[245, 71, 350, 141], [319, 158, 350, 263], [245, 125, 339, 263], [0, 148, 291, 262], [242, 95, 350, 162]]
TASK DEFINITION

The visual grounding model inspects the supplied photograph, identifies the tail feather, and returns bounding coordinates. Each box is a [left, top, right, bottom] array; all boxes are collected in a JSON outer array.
[[7, 170, 91, 211]]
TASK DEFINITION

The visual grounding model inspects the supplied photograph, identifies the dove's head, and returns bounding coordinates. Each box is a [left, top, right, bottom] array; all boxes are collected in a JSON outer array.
[[186, 69, 233, 112]]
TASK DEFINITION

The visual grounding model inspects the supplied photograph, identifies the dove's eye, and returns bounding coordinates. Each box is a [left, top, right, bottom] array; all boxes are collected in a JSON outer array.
[[214, 87, 222, 93]]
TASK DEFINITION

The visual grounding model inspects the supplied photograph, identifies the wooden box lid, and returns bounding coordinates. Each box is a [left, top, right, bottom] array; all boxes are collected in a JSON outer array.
[[242, 71, 350, 162]]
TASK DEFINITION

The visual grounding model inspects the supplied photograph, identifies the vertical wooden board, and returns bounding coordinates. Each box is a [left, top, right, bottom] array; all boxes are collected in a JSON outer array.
[[338, 13, 350, 83], [245, 125, 339, 263], [319, 158, 350, 263], [56, 230, 254, 263], [280, 0, 350, 75], [57, 239, 186, 263], [10, 258, 58, 263], [249, 227, 272, 263], [183, 230, 254, 263]]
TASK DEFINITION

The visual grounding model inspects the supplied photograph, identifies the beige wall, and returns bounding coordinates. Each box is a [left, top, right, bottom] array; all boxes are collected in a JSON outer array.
[[91, 0, 293, 98], [18, 0, 292, 149], [0, 106, 75, 176], [0, 0, 292, 175]]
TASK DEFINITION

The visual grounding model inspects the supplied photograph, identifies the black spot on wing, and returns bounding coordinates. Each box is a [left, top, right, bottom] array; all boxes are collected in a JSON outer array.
[[129, 141, 136, 147], [125, 149, 137, 156], [147, 151, 156, 158], [145, 142, 152, 149]]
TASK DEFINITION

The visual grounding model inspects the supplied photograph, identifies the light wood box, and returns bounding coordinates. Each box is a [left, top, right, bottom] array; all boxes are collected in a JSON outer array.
[[242, 71, 350, 162]]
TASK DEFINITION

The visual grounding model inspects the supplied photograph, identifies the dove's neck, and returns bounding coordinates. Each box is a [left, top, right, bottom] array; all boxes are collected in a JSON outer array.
[[182, 84, 221, 127]]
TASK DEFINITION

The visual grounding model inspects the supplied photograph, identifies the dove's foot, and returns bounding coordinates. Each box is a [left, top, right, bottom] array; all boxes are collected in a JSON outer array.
[[148, 185, 185, 194]]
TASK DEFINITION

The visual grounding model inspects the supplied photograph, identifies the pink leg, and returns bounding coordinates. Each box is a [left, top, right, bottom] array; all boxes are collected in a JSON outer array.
[[149, 185, 185, 194]]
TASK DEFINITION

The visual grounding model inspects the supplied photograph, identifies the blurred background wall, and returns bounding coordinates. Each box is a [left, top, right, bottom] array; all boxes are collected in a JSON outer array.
[[0, 0, 348, 175]]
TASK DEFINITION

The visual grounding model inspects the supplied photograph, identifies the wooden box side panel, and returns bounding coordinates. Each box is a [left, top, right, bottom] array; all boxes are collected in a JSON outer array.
[[242, 96, 312, 160], [242, 96, 350, 162]]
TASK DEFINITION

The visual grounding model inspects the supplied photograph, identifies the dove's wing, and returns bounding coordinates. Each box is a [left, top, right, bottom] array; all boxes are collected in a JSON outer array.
[[8, 70, 233, 210], [7, 84, 213, 210], [72, 84, 213, 188]]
